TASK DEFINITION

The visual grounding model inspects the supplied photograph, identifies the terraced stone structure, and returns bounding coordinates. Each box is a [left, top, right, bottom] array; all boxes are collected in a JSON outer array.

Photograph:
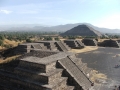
[[15, 43, 47, 54], [36, 41, 71, 51], [82, 38, 97, 46], [64, 40, 84, 49], [0, 50, 94, 90], [98, 39, 120, 48], [61, 24, 103, 36], [15, 41, 71, 54]]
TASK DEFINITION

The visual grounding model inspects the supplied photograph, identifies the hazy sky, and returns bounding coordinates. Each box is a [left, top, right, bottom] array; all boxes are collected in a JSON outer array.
[[0, 0, 120, 29]]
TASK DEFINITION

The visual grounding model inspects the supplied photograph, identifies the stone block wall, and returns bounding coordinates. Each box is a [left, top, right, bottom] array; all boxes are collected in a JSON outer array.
[[98, 39, 120, 48], [82, 38, 97, 46]]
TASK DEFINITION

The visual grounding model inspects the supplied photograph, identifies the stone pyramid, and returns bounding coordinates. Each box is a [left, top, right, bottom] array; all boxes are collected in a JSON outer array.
[[61, 24, 103, 36]]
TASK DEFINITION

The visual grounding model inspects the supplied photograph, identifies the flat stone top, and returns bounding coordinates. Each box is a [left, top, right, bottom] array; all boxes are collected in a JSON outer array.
[[19, 50, 58, 59], [20, 52, 74, 64], [19, 43, 41, 45], [64, 39, 76, 41], [82, 38, 95, 40], [37, 41, 59, 43]]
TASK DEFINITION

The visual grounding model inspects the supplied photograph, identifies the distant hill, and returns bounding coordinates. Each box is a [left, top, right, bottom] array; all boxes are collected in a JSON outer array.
[[0, 23, 120, 33], [61, 24, 103, 36]]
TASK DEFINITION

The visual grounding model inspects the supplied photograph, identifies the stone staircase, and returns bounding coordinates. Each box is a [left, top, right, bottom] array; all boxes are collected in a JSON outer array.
[[0, 51, 74, 90], [82, 39, 97, 46], [31, 43, 48, 50], [76, 40, 85, 48], [47, 43, 58, 51], [0, 51, 94, 90], [57, 56, 93, 90], [39, 43, 48, 50], [60, 41, 71, 51], [37, 41, 59, 51], [31, 44, 42, 49], [64, 40, 84, 49], [55, 41, 70, 51], [64, 40, 78, 48], [68, 55, 93, 78], [15, 43, 49, 54], [15, 43, 31, 54]]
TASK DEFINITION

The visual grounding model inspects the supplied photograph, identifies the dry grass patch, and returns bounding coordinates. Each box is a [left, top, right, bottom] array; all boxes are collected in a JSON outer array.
[[0, 46, 5, 50], [69, 46, 98, 53], [0, 55, 21, 64], [90, 70, 107, 84], [3, 39, 21, 47], [0, 39, 23, 50]]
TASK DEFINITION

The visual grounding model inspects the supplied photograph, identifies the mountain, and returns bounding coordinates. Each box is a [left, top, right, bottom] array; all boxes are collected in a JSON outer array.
[[61, 24, 103, 36], [0, 23, 120, 33]]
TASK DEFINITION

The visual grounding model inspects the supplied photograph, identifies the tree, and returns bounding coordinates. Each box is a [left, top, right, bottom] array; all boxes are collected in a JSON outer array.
[[55, 37, 59, 41], [26, 38, 32, 42], [0, 35, 4, 40], [0, 40, 3, 46], [44, 37, 52, 41]]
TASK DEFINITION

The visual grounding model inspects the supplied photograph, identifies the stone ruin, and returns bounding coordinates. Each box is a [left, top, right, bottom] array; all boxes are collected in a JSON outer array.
[[0, 50, 94, 90], [36, 41, 71, 51], [82, 38, 97, 46], [15, 41, 71, 54], [98, 39, 120, 48], [64, 39, 84, 49], [15, 39, 100, 54], [14, 43, 47, 54]]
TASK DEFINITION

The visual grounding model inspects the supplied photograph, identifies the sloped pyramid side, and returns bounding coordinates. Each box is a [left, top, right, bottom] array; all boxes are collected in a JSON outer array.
[[61, 24, 103, 36]]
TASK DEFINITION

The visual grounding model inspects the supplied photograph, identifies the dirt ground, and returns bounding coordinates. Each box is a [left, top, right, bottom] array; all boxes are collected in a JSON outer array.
[[69, 46, 98, 53]]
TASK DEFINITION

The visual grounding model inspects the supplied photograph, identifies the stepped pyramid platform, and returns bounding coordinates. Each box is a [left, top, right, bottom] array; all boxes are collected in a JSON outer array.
[[98, 39, 120, 48], [15, 41, 71, 54], [64, 39, 84, 49], [0, 50, 94, 90], [15, 43, 48, 54], [82, 38, 97, 46], [36, 41, 71, 51], [60, 24, 103, 36]]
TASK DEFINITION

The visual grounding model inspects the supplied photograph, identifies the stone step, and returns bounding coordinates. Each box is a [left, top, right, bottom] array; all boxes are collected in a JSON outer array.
[[0, 70, 69, 90], [55, 41, 70, 51], [76, 40, 85, 46], [68, 56, 82, 64], [65, 86, 74, 90], [40, 44, 47, 50], [58, 57, 92, 90], [14, 67, 63, 84], [73, 58, 82, 65], [63, 40, 84, 49], [78, 63, 87, 71], [32, 44, 42, 49], [61, 41, 71, 50], [68, 56, 92, 79], [17, 60, 56, 73], [68, 56, 87, 72]]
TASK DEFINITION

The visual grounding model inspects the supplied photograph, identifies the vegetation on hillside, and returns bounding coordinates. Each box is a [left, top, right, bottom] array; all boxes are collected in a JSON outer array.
[[0, 31, 60, 49], [0, 31, 120, 50]]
